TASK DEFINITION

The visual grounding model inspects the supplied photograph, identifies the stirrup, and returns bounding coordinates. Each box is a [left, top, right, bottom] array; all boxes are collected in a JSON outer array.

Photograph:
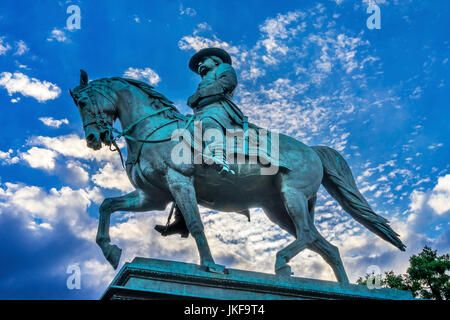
[[218, 162, 235, 175]]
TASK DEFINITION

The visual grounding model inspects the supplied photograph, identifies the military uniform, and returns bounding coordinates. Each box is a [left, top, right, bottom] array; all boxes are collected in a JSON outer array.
[[186, 47, 248, 175], [188, 62, 244, 130]]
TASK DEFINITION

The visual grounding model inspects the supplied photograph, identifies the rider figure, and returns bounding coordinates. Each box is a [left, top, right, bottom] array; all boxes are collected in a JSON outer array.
[[188, 47, 245, 174], [155, 47, 246, 237]]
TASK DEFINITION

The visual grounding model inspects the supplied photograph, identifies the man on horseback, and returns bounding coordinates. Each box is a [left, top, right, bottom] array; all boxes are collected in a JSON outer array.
[[155, 47, 247, 237], [188, 47, 246, 174]]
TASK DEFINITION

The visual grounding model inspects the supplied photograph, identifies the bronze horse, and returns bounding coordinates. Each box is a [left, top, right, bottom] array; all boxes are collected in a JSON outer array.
[[70, 71, 405, 282]]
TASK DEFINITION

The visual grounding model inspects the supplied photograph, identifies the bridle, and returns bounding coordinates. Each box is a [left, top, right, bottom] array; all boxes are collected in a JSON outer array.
[[77, 82, 125, 163]]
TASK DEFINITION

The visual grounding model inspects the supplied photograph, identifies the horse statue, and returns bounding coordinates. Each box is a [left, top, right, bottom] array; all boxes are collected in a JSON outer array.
[[70, 70, 405, 283]]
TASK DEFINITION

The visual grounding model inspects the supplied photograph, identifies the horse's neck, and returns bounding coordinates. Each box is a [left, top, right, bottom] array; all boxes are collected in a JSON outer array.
[[115, 89, 166, 153]]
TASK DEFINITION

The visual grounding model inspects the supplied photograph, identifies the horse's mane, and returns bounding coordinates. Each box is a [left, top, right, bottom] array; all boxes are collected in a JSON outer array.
[[111, 77, 181, 113]]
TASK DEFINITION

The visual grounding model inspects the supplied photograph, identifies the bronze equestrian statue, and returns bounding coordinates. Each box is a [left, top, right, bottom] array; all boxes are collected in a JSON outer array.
[[70, 48, 405, 283]]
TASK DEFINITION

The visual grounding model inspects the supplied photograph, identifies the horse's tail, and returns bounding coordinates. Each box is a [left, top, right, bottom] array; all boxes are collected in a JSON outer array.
[[311, 146, 406, 251]]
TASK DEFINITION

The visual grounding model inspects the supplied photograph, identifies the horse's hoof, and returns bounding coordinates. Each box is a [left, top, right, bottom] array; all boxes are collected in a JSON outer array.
[[204, 261, 228, 274], [275, 264, 293, 277], [106, 245, 122, 270]]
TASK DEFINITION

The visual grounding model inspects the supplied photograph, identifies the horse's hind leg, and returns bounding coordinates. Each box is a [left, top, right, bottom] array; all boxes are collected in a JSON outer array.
[[306, 196, 349, 283], [307, 234, 349, 283], [275, 183, 349, 282], [274, 185, 316, 277], [97, 188, 162, 269]]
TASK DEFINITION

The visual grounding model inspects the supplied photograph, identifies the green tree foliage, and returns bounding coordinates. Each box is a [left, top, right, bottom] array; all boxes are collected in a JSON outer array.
[[356, 246, 450, 300]]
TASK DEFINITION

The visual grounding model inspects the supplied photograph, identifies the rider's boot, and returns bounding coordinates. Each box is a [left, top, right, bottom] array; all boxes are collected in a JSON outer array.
[[203, 142, 235, 175], [154, 208, 189, 238]]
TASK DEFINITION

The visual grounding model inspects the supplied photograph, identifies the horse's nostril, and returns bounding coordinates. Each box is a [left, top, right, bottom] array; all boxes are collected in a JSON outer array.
[[87, 133, 98, 143]]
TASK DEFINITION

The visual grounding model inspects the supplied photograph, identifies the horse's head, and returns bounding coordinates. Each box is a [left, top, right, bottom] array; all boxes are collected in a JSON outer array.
[[70, 70, 117, 150]]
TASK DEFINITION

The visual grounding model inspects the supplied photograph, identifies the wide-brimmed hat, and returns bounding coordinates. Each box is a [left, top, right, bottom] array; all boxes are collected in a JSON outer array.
[[188, 47, 232, 73]]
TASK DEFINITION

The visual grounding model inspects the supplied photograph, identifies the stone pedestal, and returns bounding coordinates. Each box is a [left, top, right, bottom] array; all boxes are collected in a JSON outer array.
[[101, 257, 414, 300]]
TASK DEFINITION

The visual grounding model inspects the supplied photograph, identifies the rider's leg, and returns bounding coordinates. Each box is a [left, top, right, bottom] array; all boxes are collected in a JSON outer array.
[[154, 118, 234, 238], [198, 117, 234, 174]]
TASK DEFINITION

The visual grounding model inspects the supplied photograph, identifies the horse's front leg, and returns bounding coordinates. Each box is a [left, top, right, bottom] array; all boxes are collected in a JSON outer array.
[[96, 188, 162, 269], [165, 168, 225, 273]]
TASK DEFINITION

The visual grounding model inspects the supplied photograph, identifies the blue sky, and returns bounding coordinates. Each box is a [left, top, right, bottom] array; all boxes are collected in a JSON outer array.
[[0, 0, 449, 299]]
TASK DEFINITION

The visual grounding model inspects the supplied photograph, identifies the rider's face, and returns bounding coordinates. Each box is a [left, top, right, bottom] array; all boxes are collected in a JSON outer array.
[[198, 56, 217, 76]]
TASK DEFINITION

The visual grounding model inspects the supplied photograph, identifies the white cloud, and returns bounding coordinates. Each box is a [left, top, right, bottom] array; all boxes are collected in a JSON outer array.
[[409, 189, 427, 212], [47, 28, 67, 42], [29, 134, 124, 164], [82, 259, 116, 288], [410, 86, 422, 99], [427, 142, 443, 150], [193, 22, 212, 35], [20, 147, 58, 170], [254, 11, 307, 65], [92, 163, 133, 192], [179, 35, 238, 53], [0, 182, 101, 239], [14, 40, 29, 56], [123, 67, 161, 85], [259, 11, 305, 39], [241, 67, 266, 81], [0, 72, 61, 102], [66, 161, 90, 185], [428, 174, 450, 215], [179, 5, 197, 17], [0, 37, 11, 55], [0, 149, 19, 165], [38, 117, 69, 128], [406, 174, 450, 235]]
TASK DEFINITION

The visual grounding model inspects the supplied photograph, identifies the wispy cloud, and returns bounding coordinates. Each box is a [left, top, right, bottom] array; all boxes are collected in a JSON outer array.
[[14, 40, 29, 56], [179, 4, 197, 17], [0, 36, 11, 55], [47, 28, 67, 42], [0, 149, 19, 165], [38, 117, 69, 128], [123, 67, 161, 85]]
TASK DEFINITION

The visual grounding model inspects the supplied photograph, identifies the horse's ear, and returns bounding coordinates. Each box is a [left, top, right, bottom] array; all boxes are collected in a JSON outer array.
[[80, 69, 88, 86]]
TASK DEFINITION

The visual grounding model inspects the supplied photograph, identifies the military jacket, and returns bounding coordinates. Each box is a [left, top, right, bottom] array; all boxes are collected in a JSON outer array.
[[188, 63, 244, 127]]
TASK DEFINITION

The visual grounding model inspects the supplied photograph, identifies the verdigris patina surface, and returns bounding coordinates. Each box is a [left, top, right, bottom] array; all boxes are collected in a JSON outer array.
[[70, 48, 405, 283]]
